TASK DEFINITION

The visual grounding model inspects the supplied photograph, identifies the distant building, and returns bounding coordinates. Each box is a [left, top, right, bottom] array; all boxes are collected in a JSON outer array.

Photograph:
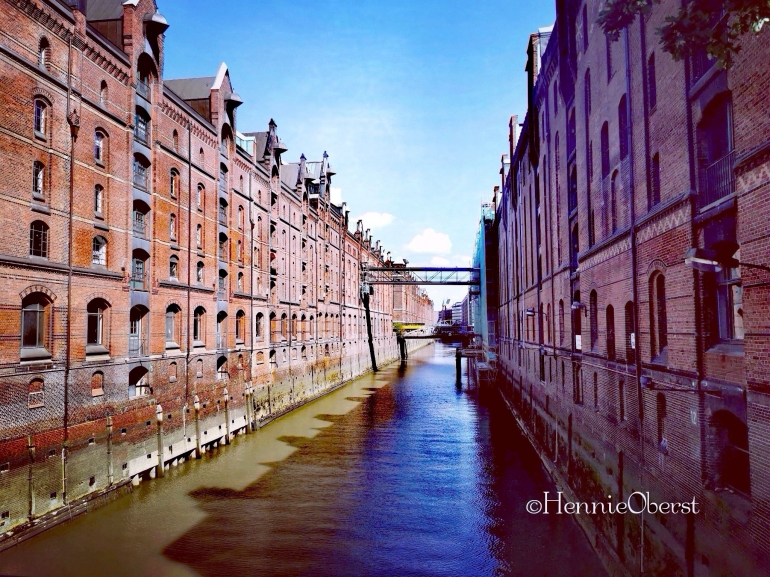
[[451, 302, 463, 325]]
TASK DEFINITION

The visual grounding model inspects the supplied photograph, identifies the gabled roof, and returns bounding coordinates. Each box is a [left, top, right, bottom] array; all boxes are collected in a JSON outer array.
[[87, 0, 123, 20], [164, 77, 215, 100]]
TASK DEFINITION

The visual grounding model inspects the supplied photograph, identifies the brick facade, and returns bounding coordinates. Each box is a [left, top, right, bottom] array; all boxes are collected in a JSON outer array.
[[0, 0, 432, 538], [493, 2, 770, 575]]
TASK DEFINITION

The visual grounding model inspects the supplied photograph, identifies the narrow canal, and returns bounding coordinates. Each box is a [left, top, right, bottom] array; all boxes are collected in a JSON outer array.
[[0, 344, 606, 577]]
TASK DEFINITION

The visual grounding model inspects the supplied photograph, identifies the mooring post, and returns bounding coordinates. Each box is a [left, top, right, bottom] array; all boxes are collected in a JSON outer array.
[[155, 404, 165, 478], [193, 395, 202, 459], [27, 434, 35, 521], [362, 291, 378, 372], [223, 387, 231, 444], [456, 347, 462, 386]]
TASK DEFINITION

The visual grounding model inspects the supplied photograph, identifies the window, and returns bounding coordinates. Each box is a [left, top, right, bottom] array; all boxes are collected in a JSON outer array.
[[197, 184, 204, 210], [558, 300, 565, 345], [610, 171, 619, 233], [34, 99, 47, 136], [618, 95, 628, 159], [32, 161, 45, 198], [656, 393, 667, 453], [715, 249, 743, 342], [29, 220, 49, 258], [618, 380, 625, 422], [256, 312, 264, 339], [196, 261, 204, 283], [584, 70, 591, 120], [170, 169, 179, 198], [94, 131, 105, 163], [91, 372, 104, 396], [238, 206, 244, 229], [128, 367, 150, 398], [172, 130, 179, 150], [650, 273, 668, 360], [169, 255, 178, 279], [133, 156, 149, 190], [553, 80, 559, 114], [92, 236, 107, 265], [193, 307, 205, 344], [237, 272, 243, 291], [236, 310, 245, 343], [606, 305, 616, 360], [128, 306, 147, 356], [38, 38, 49, 69], [94, 185, 104, 215], [86, 299, 108, 351], [648, 53, 657, 110], [134, 110, 149, 145], [165, 305, 180, 345], [99, 81, 107, 105], [600, 123, 610, 179], [218, 233, 228, 261], [573, 291, 582, 351], [650, 153, 661, 207], [593, 373, 598, 409], [21, 293, 50, 358], [624, 301, 635, 363], [28, 378, 44, 408], [237, 239, 243, 262], [199, 148, 204, 168], [169, 213, 176, 240], [196, 224, 202, 249], [589, 291, 598, 348], [168, 362, 177, 382]]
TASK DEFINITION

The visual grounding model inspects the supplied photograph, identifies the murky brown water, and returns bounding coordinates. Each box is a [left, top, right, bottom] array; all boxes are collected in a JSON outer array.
[[0, 344, 606, 576]]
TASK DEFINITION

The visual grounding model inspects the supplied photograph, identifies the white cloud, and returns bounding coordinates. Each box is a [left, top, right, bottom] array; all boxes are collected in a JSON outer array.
[[453, 254, 472, 266], [404, 228, 452, 254], [356, 211, 394, 230], [431, 256, 451, 266], [330, 187, 343, 205]]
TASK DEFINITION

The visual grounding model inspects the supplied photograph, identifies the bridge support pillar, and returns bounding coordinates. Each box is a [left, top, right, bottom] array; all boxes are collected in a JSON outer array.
[[456, 348, 462, 386]]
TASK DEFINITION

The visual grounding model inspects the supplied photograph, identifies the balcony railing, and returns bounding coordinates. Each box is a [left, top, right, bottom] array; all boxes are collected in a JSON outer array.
[[133, 216, 147, 238], [130, 270, 148, 291], [128, 335, 146, 357], [133, 164, 148, 191], [698, 150, 735, 208], [136, 78, 150, 99]]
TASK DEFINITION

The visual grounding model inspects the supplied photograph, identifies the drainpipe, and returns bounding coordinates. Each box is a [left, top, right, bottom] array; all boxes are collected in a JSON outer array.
[[155, 403, 164, 478], [247, 171, 254, 432], [193, 395, 201, 458], [624, 24, 643, 577], [185, 121, 193, 412], [63, 32, 78, 506], [223, 387, 230, 444]]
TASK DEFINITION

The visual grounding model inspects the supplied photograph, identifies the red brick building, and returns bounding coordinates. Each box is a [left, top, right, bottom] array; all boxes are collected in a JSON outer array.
[[494, 1, 770, 575], [0, 0, 432, 538]]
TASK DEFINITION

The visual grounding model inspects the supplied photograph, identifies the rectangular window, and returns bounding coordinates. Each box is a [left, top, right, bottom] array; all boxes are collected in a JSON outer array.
[[648, 53, 657, 110], [651, 153, 660, 206]]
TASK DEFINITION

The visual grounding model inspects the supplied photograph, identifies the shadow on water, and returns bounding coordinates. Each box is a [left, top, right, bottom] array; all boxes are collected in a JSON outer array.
[[161, 345, 607, 577]]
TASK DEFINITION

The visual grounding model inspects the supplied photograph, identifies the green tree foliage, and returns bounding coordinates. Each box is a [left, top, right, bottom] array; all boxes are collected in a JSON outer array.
[[598, 0, 770, 67]]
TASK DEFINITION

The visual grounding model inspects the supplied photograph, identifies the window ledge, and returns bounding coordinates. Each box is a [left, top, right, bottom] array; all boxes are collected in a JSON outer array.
[[34, 131, 47, 142], [20, 347, 51, 361], [31, 202, 50, 215], [94, 220, 109, 232], [86, 344, 110, 356], [91, 389, 104, 398], [193, 340, 205, 348], [165, 341, 180, 350], [705, 342, 744, 358], [95, 159, 105, 169]]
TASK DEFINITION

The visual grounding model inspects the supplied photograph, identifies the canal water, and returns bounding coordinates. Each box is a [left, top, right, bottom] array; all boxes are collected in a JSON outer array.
[[0, 344, 607, 577]]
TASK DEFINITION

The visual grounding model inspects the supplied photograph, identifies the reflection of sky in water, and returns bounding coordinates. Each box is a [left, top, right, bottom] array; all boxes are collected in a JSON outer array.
[[0, 345, 606, 577]]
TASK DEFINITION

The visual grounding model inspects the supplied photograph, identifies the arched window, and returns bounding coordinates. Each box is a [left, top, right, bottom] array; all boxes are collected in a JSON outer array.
[[236, 310, 245, 343], [197, 183, 204, 210], [168, 361, 177, 382], [130, 248, 149, 290], [618, 95, 628, 159], [280, 313, 288, 339], [573, 291, 582, 351], [559, 300, 565, 345], [128, 366, 150, 398], [193, 306, 205, 344], [238, 205, 244, 229], [94, 185, 104, 215], [94, 130, 106, 163], [169, 213, 176, 240], [589, 291, 598, 348], [708, 411, 750, 495], [132, 154, 150, 190], [128, 305, 148, 356], [650, 273, 668, 360], [172, 130, 179, 150], [237, 239, 243, 262], [92, 236, 107, 265], [255, 312, 264, 339], [196, 224, 202, 248], [170, 169, 179, 198], [29, 220, 49, 258], [237, 272, 243, 291], [218, 233, 228, 261], [196, 358, 203, 377], [21, 292, 51, 359], [165, 304, 180, 346], [169, 255, 179, 279], [32, 161, 45, 199], [584, 69, 591, 120], [199, 147, 205, 168], [38, 38, 49, 69], [91, 371, 104, 396], [600, 122, 610, 179], [624, 301, 635, 363], [269, 349, 277, 365], [33, 99, 47, 136], [606, 304, 615, 360], [218, 269, 227, 298], [196, 261, 204, 283], [28, 378, 44, 408], [99, 81, 107, 105], [86, 298, 109, 352]]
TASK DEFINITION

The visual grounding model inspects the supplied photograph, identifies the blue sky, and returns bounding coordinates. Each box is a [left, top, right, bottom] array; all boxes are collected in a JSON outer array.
[[159, 0, 556, 310]]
